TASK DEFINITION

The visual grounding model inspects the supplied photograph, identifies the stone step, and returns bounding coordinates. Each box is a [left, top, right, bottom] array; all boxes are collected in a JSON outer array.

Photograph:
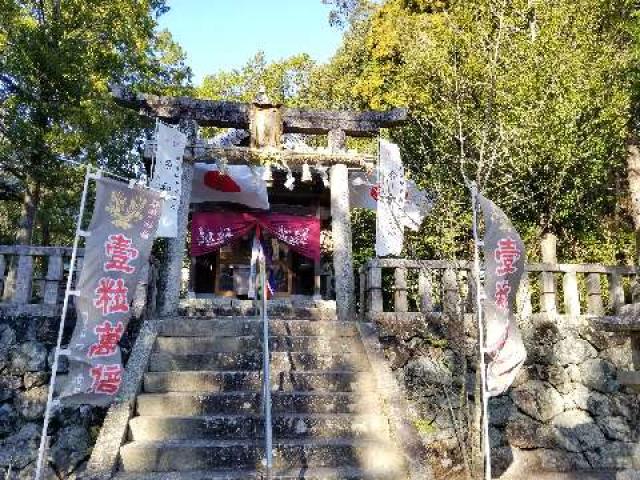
[[178, 305, 337, 321], [119, 438, 404, 474], [143, 371, 374, 394], [128, 414, 390, 441], [157, 318, 358, 338], [136, 392, 376, 416], [148, 352, 369, 372], [153, 336, 366, 355], [114, 466, 401, 479]]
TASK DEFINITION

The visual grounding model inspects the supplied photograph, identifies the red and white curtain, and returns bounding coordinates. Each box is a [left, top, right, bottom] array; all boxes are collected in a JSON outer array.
[[191, 211, 321, 261]]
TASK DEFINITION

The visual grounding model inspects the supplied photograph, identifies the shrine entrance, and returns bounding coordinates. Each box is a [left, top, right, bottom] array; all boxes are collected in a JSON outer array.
[[115, 85, 407, 321], [193, 230, 316, 298], [189, 171, 331, 300]]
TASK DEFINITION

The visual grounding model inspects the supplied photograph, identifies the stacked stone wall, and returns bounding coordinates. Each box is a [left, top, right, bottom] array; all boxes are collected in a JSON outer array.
[[376, 312, 640, 478], [0, 312, 140, 479]]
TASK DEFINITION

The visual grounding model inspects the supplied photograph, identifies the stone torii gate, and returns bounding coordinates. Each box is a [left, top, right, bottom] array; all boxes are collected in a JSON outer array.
[[112, 87, 407, 322]]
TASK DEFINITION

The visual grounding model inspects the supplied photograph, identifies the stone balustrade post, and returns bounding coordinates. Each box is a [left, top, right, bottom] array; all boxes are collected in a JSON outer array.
[[562, 271, 581, 317], [539, 271, 557, 315], [367, 264, 383, 314], [358, 267, 366, 321], [418, 269, 433, 313], [517, 271, 533, 318], [443, 268, 461, 317], [393, 267, 408, 313], [608, 272, 625, 314], [13, 253, 33, 304], [586, 272, 604, 316], [43, 254, 63, 305], [540, 233, 557, 315]]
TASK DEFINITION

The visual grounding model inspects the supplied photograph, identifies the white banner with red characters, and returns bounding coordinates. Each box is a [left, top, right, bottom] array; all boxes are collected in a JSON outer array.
[[478, 193, 527, 397], [60, 177, 162, 405]]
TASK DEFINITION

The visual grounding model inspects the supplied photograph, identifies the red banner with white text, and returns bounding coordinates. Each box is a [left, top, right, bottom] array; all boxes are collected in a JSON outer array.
[[191, 211, 320, 261]]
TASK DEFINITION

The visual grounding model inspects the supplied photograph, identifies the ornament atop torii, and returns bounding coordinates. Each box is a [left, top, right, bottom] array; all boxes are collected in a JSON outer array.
[[111, 85, 407, 322]]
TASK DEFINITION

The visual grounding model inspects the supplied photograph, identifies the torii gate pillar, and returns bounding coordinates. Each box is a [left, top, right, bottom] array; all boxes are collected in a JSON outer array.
[[329, 129, 355, 322], [159, 119, 197, 317]]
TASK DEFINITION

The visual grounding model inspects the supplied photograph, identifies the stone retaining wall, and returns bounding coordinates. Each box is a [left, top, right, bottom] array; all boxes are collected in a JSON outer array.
[[374, 311, 640, 478], [0, 312, 146, 479]]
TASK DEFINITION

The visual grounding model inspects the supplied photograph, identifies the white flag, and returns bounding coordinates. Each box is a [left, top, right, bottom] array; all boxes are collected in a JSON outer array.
[[151, 122, 187, 238], [375, 140, 407, 256], [349, 172, 379, 210], [402, 180, 434, 232], [191, 163, 270, 210]]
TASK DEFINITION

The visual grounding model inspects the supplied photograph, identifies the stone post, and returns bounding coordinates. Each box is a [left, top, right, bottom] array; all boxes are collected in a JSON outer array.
[[43, 254, 63, 305], [330, 163, 355, 322], [586, 272, 604, 316], [158, 120, 197, 317], [13, 253, 33, 305], [562, 271, 581, 317], [418, 269, 433, 313], [394, 267, 408, 313], [540, 232, 557, 315], [367, 263, 383, 315]]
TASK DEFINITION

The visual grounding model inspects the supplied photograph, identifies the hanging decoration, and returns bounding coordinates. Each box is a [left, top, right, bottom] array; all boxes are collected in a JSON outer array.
[[150, 122, 187, 238], [284, 167, 296, 190], [191, 211, 321, 261], [262, 164, 273, 185], [316, 164, 329, 187], [191, 163, 270, 210], [61, 177, 163, 405], [301, 163, 313, 183]]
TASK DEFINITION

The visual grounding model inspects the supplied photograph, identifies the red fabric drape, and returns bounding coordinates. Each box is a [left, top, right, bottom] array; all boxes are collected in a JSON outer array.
[[191, 211, 320, 261]]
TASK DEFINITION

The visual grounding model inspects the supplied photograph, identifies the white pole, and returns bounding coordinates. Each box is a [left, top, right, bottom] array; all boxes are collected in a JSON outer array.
[[470, 182, 491, 480], [35, 166, 94, 480]]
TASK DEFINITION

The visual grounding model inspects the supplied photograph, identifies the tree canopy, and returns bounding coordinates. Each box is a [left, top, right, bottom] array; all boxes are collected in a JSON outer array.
[[1, 0, 639, 267], [0, 0, 191, 244], [309, 0, 639, 263]]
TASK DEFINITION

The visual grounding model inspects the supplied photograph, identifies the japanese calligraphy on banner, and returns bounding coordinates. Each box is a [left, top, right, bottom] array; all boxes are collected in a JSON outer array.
[[375, 139, 407, 256], [478, 193, 527, 397], [61, 178, 162, 405], [150, 122, 187, 238]]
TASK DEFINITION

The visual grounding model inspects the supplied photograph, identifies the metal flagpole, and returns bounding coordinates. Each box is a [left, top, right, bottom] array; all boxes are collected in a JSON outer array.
[[470, 182, 491, 480], [35, 166, 95, 480]]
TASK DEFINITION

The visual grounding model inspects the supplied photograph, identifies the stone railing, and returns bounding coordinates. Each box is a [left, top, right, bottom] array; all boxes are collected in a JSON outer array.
[[358, 258, 640, 321], [0, 245, 159, 317], [0, 245, 80, 317]]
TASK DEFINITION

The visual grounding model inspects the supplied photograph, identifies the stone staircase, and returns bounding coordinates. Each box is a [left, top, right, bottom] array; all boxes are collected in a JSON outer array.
[[112, 313, 408, 479]]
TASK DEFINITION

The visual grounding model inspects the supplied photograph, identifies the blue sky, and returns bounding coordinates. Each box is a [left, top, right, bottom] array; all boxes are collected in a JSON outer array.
[[158, 1, 344, 85]]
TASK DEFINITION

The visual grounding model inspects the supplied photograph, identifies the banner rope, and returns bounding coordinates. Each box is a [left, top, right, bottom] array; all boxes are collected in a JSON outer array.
[[470, 181, 492, 480]]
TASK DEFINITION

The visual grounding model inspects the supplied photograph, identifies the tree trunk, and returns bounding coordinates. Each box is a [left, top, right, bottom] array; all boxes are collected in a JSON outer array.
[[15, 181, 40, 245], [627, 134, 640, 264], [41, 218, 50, 247]]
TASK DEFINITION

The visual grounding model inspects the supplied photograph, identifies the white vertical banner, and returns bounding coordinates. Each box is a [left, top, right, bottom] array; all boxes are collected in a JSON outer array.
[[375, 139, 407, 256], [151, 122, 187, 238]]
